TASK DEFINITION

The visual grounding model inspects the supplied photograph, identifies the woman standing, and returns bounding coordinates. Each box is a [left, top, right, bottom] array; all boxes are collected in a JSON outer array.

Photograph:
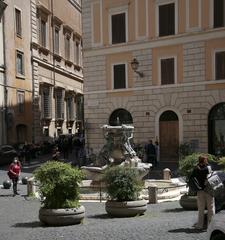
[[8, 157, 21, 195], [191, 155, 215, 230]]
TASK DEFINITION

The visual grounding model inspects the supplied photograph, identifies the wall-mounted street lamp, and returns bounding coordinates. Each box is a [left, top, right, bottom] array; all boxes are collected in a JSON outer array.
[[130, 58, 144, 78]]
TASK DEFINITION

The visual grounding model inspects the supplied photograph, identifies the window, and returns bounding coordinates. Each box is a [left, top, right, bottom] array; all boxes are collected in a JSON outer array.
[[215, 51, 225, 80], [111, 12, 126, 44], [16, 50, 24, 76], [214, 0, 225, 28], [67, 96, 75, 121], [17, 91, 25, 113], [159, 3, 175, 37], [55, 89, 64, 119], [160, 58, 175, 85], [42, 87, 51, 118], [54, 26, 60, 54], [15, 8, 22, 37], [40, 19, 47, 47], [113, 64, 126, 89], [75, 40, 80, 65], [76, 94, 84, 121], [109, 108, 133, 126], [65, 34, 70, 60]]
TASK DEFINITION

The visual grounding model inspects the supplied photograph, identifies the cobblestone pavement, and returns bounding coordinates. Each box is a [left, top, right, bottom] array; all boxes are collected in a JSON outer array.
[[0, 155, 208, 240], [0, 169, 207, 240]]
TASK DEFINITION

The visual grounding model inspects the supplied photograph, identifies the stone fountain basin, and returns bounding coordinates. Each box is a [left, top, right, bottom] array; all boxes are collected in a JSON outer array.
[[81, 162, 151, 182]]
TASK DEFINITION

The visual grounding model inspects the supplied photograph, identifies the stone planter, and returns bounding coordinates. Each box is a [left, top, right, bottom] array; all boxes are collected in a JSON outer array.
[[105, 199, 147, 217], [39, 205, 85, 226], [179, 194, 197, 210]]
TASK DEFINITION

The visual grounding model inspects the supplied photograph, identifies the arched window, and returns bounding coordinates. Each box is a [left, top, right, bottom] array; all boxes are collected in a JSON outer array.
[[109, 108, 133, 126], [208, 103, 225, 156], [159, 110, 178, 121]]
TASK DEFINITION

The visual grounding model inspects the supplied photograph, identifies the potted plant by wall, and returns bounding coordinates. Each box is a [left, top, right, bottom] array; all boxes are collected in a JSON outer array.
[[104, 166, 147, 217], [34, 161, 85, 226], [178, 153, 216, 210]]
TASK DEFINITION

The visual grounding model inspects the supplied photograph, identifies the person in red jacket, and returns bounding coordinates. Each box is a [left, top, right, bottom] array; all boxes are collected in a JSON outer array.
[[8, 157, 21, 195]]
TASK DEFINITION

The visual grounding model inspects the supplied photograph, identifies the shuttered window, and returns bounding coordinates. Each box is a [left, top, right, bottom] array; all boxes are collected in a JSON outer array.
[[42, 87, 51, 118], [215, 51, 225, 80], [16, 50, 24, 76], [65, 34, 70, 60], [54, 27, 60, 54], [17, 91, 25, 113], [111, 13, 126, 44], [40, 19, 47, 47], [113, 64, 126, 89], [15, 8, 22, 37], [214, 0, 225, 28], [55, 89, 64, 119], [159, 3, 175, 37], [161, 58, 175, 85]]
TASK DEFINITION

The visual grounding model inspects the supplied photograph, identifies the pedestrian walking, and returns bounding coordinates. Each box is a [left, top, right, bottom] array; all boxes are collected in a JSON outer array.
[[8, 157, 21, 196], [191, 155, 215, 230]]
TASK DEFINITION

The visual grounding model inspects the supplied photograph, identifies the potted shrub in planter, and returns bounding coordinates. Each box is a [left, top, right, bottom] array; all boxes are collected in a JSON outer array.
[[178, 153, 216, 210], [34, 161, 85, 226], [104, 166, 147, 217]]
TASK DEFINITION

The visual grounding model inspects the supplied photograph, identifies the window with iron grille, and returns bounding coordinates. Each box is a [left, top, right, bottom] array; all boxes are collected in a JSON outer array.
[[16, 50, 24, 76], [214, 0, 225, 28], [65, 34, 70, 60], [111, 12, 126, 44], [55, 89, 64, 119], [113, 64, 126, 89], [67, 96, 75, 121], [160, 58, 175, 85], [17, 91, 25, 113], [15, 8, 22, 37], [159, 3, 175, 37], [215, 51, 225, 80], [42, 87, 51, 118], [76, 94, 84, 121]]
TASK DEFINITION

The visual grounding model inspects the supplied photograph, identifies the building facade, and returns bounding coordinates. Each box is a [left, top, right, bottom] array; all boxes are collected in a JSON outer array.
[[3, 0, 33, 145], [31, 0, 83, 143], [82, 0, 225, 163], [0, 0, 7, 145]]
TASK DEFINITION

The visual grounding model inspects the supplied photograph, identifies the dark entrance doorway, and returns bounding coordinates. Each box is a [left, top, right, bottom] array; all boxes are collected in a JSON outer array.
[[16, 124, 27, 143], [208, 103, 225, 156], [159, 110, 179, 162]]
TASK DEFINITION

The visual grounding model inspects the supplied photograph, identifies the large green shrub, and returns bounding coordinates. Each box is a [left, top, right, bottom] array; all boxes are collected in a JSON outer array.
[[104, 166, 143, 201], [218, 157, 225, 170], [34, 161, 84, 209], [178, 153, 217, 180]]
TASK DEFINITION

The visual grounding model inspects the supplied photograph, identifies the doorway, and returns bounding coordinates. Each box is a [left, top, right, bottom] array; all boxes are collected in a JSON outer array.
[[159, 111, 179, 162]]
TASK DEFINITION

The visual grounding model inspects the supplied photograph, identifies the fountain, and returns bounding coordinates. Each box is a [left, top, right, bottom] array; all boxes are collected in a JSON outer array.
[[81, 124, 151, 182]]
